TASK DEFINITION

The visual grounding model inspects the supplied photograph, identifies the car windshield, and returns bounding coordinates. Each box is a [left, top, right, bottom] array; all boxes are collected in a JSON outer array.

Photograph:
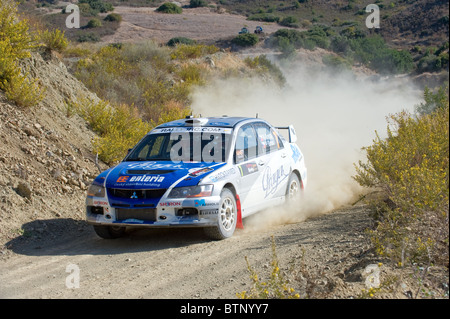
[[125, 131, 232, 163]]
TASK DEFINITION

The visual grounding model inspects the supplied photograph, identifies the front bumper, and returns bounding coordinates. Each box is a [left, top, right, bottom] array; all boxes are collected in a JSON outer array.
[[86, 196, 221, 228]]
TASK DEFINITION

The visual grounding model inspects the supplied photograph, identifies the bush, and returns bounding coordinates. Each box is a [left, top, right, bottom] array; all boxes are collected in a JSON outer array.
[[104, 13, 122, 22], [279, 16, 299, 28], [322, 54, 351, 72], [349, 36, 414, 74], [167, 37, 196, 47], [86, 18, 102, 28], [190, 0, 207, 8], [231, 33, 259, 47], [0, 0, 44, 107], [76, 32, 100, 42], [353, 89, 449, 266], [71, 97, 152, 164], [38, 29, 68, 53], [79, 0, 113, 14], [170, 43, 219, 60], [270, 27, 329, 51], [244, 55, 285, 86], [156, 2, 182, 14]]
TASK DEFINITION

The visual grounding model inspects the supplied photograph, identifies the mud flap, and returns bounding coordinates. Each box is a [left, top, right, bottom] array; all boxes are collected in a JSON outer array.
[[235, 194, 244, 229]]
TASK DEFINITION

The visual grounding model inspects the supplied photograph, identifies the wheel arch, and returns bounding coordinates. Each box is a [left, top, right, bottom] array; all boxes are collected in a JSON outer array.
[[222, 182, 243, 229]]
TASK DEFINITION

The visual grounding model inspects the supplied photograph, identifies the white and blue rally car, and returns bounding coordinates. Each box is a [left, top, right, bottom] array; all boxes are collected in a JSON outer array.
[[86, 116, 307, 240]]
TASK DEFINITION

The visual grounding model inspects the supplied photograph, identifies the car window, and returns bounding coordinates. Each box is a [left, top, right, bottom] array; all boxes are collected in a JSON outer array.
[[254, 123, 282, 156], [234, 124, 258, 164], [126, 132, 230, 163]]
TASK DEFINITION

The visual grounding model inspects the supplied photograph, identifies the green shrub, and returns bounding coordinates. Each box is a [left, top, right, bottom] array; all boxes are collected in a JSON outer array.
[[279, 16, 299, 28], [244, 55, 285, 86], [156, 2, 182, 14], [104, 13, 122, 22], [167, 37, 196, 47], [79, 0, 113, 14], [349, 36, 414, 74], [190, 0, 207, 8], [322, 54, 351, 72], [76, 32, 100, 42], [231, 33, 259, 47], [86, 18, 102, 28], [353, 89, 449, 266]]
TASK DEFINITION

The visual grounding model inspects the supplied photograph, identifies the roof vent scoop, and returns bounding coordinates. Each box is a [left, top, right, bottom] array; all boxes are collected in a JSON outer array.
[[185, 118, 208, 126]]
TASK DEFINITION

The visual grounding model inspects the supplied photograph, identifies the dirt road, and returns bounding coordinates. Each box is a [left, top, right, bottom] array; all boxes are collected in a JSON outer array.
[[1, 205, 384, 299]]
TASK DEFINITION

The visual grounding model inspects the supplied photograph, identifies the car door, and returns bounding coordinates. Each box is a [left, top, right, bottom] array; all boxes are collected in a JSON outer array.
[[253, 122, 290, 205], [233, 123, 261, 215]]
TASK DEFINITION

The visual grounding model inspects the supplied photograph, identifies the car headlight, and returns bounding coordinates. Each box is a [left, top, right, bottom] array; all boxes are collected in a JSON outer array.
[[87, 183, 106, 197], [168, 185, 213, 198]]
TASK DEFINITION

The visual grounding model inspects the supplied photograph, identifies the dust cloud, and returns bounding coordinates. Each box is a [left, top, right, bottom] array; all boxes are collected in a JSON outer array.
[[191, 58, 423, 231]]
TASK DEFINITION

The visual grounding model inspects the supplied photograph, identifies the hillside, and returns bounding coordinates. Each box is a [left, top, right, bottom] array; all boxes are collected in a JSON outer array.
[[0, 50, 107, 251]]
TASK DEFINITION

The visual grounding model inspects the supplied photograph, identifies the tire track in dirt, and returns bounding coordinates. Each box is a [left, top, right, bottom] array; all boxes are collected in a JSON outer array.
[[1, 206, 377, 299]]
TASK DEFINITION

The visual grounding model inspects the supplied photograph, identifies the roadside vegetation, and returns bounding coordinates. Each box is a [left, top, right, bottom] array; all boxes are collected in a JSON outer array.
[[353, 86, 449, 275], [0, 0, 44, 107]]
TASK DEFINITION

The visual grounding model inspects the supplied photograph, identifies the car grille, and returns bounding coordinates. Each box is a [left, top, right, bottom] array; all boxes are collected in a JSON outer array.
[[108, 188, 167, 199], [116, 208, 157, 222]]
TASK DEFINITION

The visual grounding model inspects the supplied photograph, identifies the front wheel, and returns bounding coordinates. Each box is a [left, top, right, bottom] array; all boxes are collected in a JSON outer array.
[[93, 225, 126, 239], [204, 188, 237, 240]]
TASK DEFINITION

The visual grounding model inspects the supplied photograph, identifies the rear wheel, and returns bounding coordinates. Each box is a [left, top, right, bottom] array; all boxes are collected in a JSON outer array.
[[93, 225, 126, 239], [204, 188, 237, 240]]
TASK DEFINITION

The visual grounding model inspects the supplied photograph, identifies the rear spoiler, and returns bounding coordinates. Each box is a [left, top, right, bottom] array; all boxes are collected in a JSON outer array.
[[275, 125, 297, 143]]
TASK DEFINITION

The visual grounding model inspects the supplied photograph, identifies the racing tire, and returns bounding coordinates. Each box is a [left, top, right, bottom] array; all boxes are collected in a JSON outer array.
[[286, 173, 302, 204], [93, 225, 126, 239], [204, 188, 237, 240]]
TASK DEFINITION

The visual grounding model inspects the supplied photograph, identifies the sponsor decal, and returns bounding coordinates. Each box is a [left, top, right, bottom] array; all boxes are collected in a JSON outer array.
[[93, 200, 108, 206], [199, 209, 219, 216], [290, 144, 302, 163], [194, 199, 206, 207], [116, 174, 165, 184], [262, 165, 289, 198], [127, 162, 185, 170], [188, 167, 213, 177], [194, 199, 219, 207], [129, 175, 165, 183], [160, 201, 182, 207], [116, 176, 129, 183], [151, 127, 232, 134], [209, 167, 236, 182], [238, 162, 258, 177]]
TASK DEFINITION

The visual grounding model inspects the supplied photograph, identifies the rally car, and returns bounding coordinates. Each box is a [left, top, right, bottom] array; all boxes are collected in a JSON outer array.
[[86, 116, 307, 240]]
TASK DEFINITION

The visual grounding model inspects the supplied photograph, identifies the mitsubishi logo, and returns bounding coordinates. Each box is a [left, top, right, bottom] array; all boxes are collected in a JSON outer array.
[[130, 192, 138, 199]]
